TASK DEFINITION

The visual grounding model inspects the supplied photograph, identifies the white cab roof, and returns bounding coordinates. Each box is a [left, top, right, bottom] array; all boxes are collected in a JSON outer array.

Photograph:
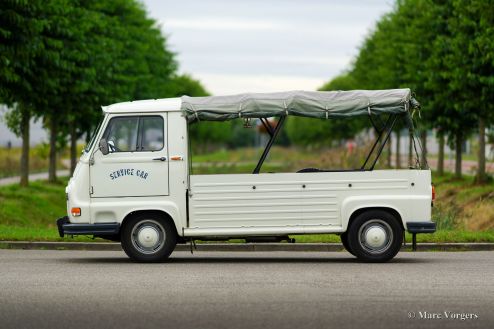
[[102, 97, 182, 114]]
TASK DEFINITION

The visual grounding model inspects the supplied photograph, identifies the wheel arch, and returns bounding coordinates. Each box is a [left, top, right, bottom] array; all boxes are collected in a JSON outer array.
[[345, 206, 404, 231], [121, 209, 179, 237]]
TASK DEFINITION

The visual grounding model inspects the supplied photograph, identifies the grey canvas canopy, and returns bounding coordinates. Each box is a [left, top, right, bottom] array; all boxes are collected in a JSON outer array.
[[181, 89, 419, 124]]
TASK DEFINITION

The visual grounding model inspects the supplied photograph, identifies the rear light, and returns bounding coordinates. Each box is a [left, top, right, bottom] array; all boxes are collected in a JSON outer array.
[[71, 207, 81, 217], [431, 184, 436, 202]]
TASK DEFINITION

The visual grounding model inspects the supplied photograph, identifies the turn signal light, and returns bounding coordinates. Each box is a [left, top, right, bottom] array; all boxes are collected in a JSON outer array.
[[71, 207, 81, 217], [431, 184, 436, 202]]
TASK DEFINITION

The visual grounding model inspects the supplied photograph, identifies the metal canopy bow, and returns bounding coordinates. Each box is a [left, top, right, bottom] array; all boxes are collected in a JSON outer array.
[[181, 89, 419, 123]]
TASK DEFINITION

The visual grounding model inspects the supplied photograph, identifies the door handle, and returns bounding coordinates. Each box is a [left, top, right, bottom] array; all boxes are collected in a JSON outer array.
[[152, 157, 167, 161]]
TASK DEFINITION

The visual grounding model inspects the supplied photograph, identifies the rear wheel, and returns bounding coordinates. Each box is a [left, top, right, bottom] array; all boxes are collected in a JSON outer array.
[[340, 232, 355, 256], [121, 213, 177, 262], [347, 210, 403, 262]]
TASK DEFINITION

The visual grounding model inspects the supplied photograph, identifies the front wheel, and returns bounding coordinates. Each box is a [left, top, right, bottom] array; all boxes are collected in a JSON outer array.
[[121, 213, 177, 262], [347, 210, 403, 262], [340, 232, 355, 256]]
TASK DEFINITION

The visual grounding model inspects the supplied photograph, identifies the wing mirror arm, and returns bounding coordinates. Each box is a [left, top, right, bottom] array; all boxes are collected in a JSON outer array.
[[99, 138, 109, 155]]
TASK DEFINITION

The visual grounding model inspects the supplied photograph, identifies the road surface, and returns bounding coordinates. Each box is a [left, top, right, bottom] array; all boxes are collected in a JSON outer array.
[[0, 170, 70, 186], [0, 250, 492, 329]]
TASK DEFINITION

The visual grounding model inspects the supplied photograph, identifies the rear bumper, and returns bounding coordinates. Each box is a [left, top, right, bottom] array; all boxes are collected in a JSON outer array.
[[56, 216, 120, 237], [407, 221, 436, 234]]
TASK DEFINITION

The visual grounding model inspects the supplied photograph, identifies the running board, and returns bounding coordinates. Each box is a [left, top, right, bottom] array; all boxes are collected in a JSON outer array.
[[183, 225, 344, 237]]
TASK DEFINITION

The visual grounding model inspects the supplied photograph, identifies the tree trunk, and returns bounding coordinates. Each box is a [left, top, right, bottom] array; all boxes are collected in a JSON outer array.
[[19, 107, 30, 187], [48, 118, 57, 183], [476, 118, 486, 184], [420, 130, 427, 168], [70, 125, 77, 175], [437, 131, 445, 176], [387, 134, 392, 168], [395, 130, 401, 169], [455, 130, 463, 179], [408, 131, 413, 167]]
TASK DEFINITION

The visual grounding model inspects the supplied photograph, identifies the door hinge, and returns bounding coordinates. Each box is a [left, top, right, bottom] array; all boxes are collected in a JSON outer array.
[[90, 186, 94, 195]]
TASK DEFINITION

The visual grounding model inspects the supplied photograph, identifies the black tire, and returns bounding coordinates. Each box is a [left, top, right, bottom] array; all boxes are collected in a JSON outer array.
[[340, 232, 355, 256], [347, 210, 403, 263], [121, 213, 177, 262]]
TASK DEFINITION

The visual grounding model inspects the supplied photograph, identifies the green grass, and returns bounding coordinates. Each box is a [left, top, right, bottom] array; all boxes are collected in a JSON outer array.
[[430, 171, 494, 231], [0, 146, 68, 178], [0, 178, 106, 242]]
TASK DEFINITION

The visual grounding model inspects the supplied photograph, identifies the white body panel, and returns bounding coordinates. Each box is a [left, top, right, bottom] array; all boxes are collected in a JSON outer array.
[[184, 170, 431, 237], [65, 97, 432, 239]]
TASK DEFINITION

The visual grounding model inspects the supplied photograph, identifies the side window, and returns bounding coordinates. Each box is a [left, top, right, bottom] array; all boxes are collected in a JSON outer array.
[[103, 116, 164, 153], [105, 117, 139, 152], [141, 116, 164, 151]]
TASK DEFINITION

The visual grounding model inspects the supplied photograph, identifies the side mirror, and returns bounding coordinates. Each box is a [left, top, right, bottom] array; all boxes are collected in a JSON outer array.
[[99, 138, 109, 155]]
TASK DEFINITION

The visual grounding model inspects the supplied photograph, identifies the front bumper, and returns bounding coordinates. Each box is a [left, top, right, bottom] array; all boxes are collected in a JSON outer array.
[[407, 221, 436, 234], [56, 216, 120, 237]]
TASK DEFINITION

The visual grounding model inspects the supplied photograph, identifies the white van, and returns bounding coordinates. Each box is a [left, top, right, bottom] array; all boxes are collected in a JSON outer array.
[[57, 89, 436, 262]]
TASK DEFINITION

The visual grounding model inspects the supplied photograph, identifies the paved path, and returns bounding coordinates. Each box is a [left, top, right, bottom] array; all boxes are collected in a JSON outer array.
[[0, 170, 70, 186], [0, 250, 491, 329]]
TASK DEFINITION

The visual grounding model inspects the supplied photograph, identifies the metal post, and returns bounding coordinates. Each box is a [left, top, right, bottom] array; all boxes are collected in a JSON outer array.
[[369, 115, 398, 170], [412, 233, 417, 251], [259, 118, 274, 137], [361, 114, 394, 170], [253, 116, 286, 174]]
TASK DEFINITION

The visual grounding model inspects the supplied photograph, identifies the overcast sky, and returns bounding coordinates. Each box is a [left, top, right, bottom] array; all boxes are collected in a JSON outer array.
[[141, 0, 394, 95]]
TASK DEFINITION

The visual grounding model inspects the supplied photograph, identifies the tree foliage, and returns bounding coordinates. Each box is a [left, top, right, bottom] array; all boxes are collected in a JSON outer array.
[[319, 0, 494, 179], [0, 0, 208, 182]]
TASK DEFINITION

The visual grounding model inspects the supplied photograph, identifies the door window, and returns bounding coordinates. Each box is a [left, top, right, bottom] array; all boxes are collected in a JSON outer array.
[[103, 116, 164, 153], [141, 116, 164, 151]]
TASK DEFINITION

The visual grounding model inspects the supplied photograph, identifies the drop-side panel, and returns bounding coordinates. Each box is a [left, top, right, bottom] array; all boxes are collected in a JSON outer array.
[[188, 170, 429, 233], [189, 174, 304, 228], [300, 172, 411, 226]]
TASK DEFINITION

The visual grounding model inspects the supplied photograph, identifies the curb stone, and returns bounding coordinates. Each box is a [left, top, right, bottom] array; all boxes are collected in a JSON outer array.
[[1, 241, 494, 252]]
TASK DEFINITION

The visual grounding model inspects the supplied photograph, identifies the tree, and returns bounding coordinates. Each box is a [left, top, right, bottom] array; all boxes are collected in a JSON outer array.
[[445, 0, 494, 182], [0, 0, 71, 185], [59, 0, 177, 175], [1, 0, 208, 184]]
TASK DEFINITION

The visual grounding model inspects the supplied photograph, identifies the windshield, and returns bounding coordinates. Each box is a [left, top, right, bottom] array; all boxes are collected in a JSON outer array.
[[84, 119, 103, 153]]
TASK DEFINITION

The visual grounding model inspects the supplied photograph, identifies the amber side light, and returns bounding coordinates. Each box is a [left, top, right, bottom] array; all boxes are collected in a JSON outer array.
[[431, 184, 436, 202], [71, 207, 81, 217]]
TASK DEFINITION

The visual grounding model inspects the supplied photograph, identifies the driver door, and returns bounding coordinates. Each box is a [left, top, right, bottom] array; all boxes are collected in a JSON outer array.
[[90, 114, 169, 198]]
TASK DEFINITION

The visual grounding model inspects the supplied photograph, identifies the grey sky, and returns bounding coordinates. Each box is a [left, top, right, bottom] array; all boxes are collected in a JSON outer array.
[[141, 0, 394, 95]]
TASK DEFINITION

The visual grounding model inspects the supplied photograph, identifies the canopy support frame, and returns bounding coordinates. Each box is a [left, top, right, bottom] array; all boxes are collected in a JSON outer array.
[[253, 116, 286, 174], [259, 118, 274, 137], [361, 114, 398, 170]]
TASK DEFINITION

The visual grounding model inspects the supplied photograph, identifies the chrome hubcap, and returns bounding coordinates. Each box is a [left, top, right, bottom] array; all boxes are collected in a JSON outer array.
[[131, 220, 166, 254], [358, 219, 393, 254]]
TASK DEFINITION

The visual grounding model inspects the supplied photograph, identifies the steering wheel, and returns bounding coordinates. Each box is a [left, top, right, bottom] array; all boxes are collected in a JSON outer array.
[[108, 139, 120, 152]]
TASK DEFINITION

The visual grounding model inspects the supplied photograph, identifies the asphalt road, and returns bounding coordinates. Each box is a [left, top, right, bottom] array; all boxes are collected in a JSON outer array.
[[0, 250, 492, 329]]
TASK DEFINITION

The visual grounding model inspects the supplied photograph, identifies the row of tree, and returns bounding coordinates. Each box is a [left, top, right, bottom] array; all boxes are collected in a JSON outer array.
[[1, 0, 207, 186], [316, 0, 493, 181]]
